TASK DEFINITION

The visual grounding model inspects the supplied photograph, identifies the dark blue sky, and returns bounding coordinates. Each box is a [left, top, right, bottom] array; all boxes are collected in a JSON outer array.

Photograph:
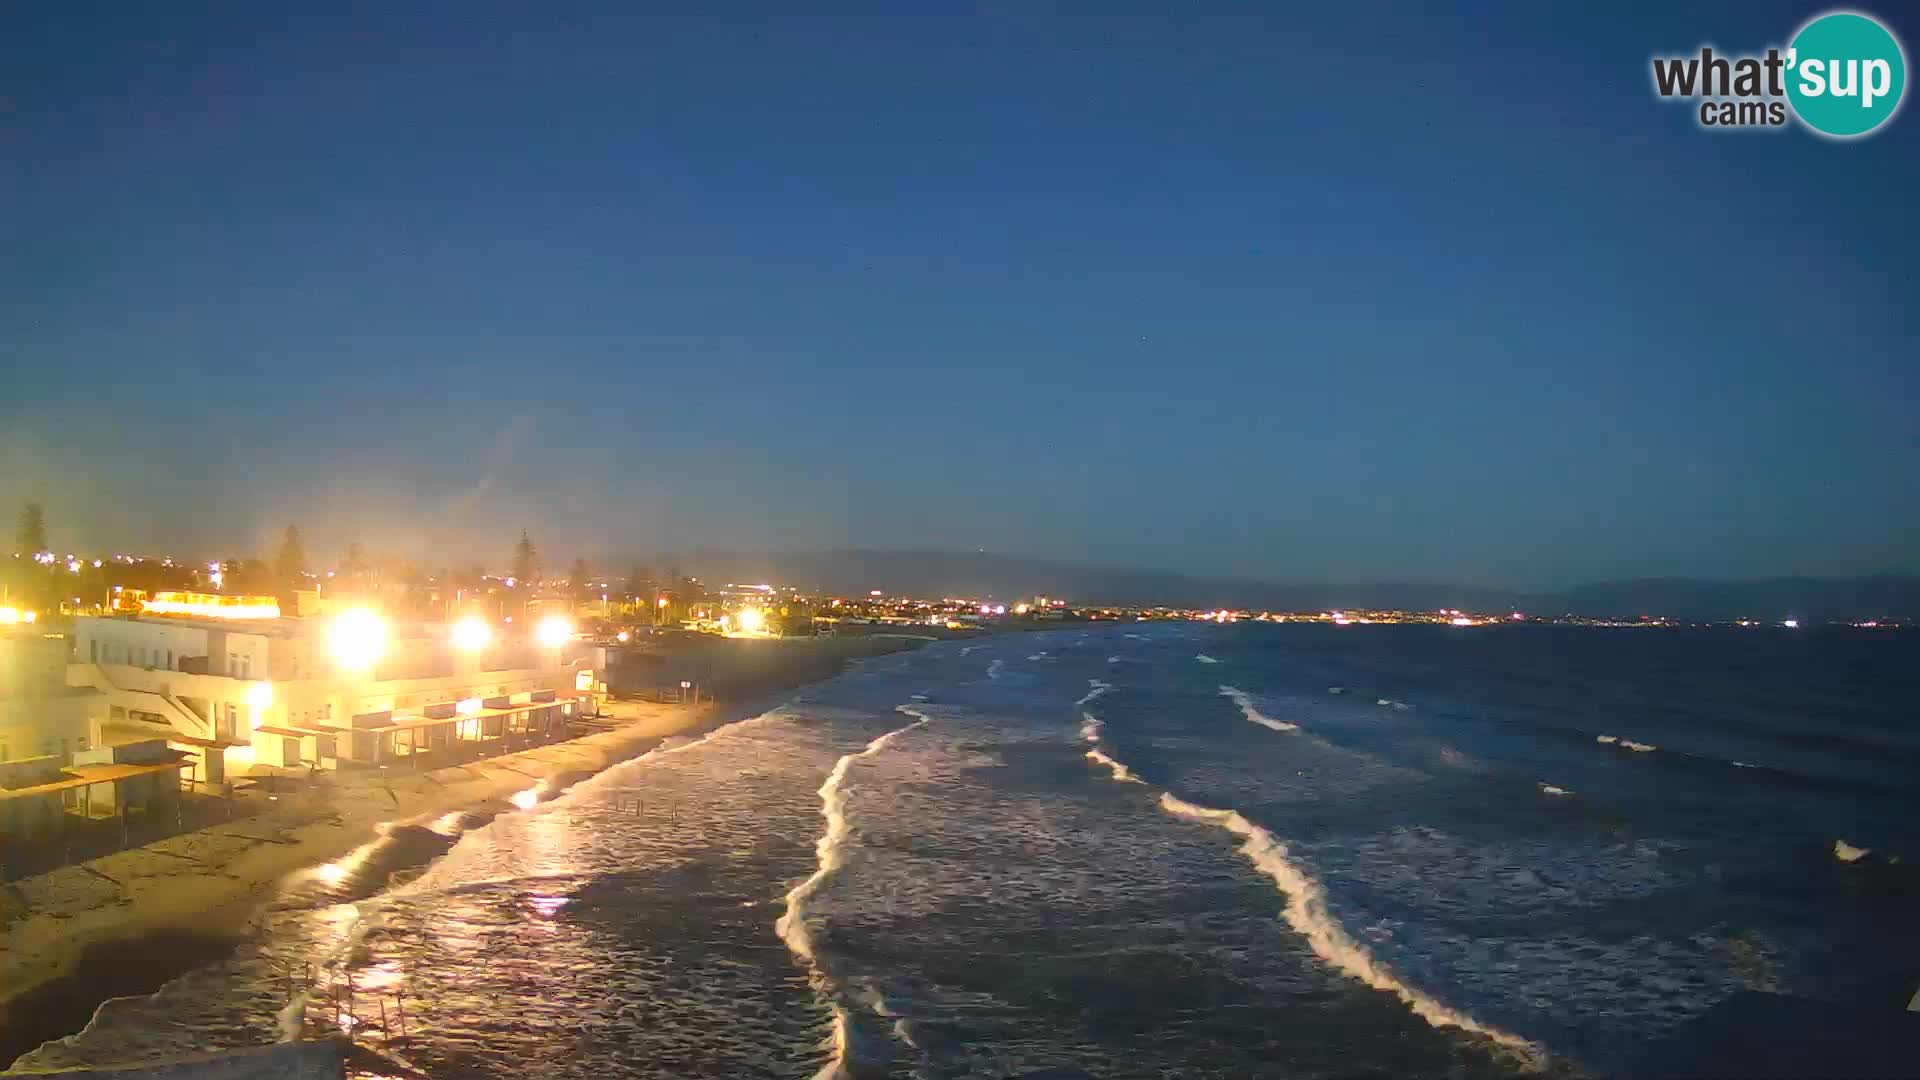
[[3, 3, 1915, 587]]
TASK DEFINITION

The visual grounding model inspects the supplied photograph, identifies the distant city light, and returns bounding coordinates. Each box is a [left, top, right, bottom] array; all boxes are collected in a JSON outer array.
[[208, 570, 224, 589], [328, 608, 389, 671], [736, 607, 766, 632], [1450, 616, 1474, 627], [1014, 603, 1031, 615], [450, 615, 493, 653], [66, 559, 81, 573], [616, 630, 630, 643], [870, 589, 884, 597]]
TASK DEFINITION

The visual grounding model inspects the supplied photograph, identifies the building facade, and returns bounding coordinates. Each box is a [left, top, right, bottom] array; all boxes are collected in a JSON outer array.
[[66, 611, 604, 782]]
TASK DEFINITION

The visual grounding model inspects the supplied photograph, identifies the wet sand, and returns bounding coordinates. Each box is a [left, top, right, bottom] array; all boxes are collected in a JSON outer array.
[[0, 633, 928, 1068]]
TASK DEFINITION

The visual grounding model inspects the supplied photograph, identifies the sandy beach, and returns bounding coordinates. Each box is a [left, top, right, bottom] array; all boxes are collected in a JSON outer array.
[[0, 633, 931, 1069]]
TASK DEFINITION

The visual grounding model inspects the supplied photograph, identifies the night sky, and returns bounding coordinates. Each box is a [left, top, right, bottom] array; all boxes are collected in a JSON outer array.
[[3, 3, 1915, 588]]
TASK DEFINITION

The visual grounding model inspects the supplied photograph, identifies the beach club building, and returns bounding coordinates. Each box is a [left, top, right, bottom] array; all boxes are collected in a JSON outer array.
[[64, 599, 606, 784], [3, 624, 189, 836]]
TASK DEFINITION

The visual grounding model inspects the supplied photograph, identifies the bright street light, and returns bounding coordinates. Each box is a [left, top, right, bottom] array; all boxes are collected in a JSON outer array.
[[328, 608, 388, 671], [535, 615, 574, 649], [450, 615, 493, 653], [736, 607, 765, 633]]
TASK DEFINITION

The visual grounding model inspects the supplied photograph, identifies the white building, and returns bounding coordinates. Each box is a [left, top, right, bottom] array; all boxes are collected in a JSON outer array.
[[3, 627, 180, 835], [66, 606, 604, 784], [1, 628, 106, 766]]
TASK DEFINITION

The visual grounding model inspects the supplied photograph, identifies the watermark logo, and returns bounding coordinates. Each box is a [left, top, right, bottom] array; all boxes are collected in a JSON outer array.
[[1651, 9, 1906, 138]]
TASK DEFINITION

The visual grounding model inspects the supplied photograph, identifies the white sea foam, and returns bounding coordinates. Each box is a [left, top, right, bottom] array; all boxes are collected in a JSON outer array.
[[1218, 685, 1299, 733], [1107, 655, 1123, 664], [1376, 698, 1392, 707], [1027, 652, 1050, 661], [1596, 734, 1619, 745], [986, 659, 1006, 680], [960, 645, 983, 655], [1080, 711, 1104, 743], [1539, 783, 1572, 797], [1835, 839, 1872, 863], [1328, 686, 1345, 694], [776, 709, 931, 1079], [1622, 740, 1656, 752], [1086, 747, 1144, 784], [1156, 793, 1541, 1061], [1078, 695, 1142, 784], [1076, 679, 1112, 707], [1195, 654, 1220, 664]]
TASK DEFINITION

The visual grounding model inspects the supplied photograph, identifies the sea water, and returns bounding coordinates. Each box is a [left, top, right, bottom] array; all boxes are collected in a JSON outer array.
[[15, 623, 1917, 1077]]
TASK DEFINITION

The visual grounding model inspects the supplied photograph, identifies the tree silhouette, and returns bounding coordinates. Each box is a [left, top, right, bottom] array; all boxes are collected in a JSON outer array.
[[17, 503, 46, 554], [510, 530, 538, 585], [273, 525, 306, 584]]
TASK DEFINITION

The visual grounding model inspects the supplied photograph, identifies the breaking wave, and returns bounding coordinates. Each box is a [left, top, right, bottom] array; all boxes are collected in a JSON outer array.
[[1076, 679, 1112, 707], [1598, 734, 1657, 752], [1156, 793, 1542, 1063], [1195, 654, 1220, 664], [775, 708, 931, 1079], [1218, 685, 1299, 733]]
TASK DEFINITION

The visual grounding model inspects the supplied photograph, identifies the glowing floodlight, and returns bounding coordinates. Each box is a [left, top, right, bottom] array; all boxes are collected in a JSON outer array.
[[451, 615, 493, 653], [535, 615, 574, 649], [328, 608, 388, 671], [736, 607, 765, 632]]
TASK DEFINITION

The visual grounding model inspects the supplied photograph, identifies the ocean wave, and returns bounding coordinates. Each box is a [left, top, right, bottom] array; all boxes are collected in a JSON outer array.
[[1195, 654, 1220, 664], [776, 708, 931, 1080], [1597, 734, 1657, 752], [1328, 686, 1345, 694], [1027, 652, 1051, 661], [1075, 679, 1112, 707], [986, 659, 1006, 680], [1539, 783, 1572, 797], [1086, 746, 1144, 784], [1107, 655, 1123, 665], [1218, 685, 1300, 733], [1376, 698, 1392, 707], [1834, 839, 1871, 863], [1077, 697, 1142, 785], [1156, 793, 1542, 1063]]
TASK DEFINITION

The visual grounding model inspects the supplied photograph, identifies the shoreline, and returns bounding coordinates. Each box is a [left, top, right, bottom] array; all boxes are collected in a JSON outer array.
[[0, 633, 929, 1070]]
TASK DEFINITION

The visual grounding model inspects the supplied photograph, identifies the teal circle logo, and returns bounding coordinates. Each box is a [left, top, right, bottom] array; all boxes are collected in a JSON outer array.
[[1786, 11, 1906, 137]]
